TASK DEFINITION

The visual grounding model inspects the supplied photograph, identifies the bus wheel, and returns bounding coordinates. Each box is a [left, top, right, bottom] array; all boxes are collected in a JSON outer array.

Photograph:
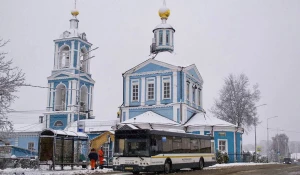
[[164, 161, 171, 174], [132, 171, 140, 175], [199, 159, 204, 170]]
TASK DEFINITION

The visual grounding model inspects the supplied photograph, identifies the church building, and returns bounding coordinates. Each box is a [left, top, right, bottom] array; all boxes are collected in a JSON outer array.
[[119, 1, 244, 163]]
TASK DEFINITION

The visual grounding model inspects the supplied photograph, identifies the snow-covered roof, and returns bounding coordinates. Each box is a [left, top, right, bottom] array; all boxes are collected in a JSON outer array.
[[184, 112, 236, 127], [13, 123, 45, 132], [64, 119, 118, 133], [122, 111, 179, 125], [154, 23, 174, 31], [40, 129, 88, 138]]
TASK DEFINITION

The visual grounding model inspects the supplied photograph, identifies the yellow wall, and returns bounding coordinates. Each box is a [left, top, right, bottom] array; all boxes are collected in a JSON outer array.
[[90, 131, 115, 151]]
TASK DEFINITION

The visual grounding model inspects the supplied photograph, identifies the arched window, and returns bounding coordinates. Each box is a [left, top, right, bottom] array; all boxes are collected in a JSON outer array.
[[80, 47, 88, 72], [55, 84, 66, 111], [59, 46, 70, 68], [54, 120, 63, 126], [80, 85, 88, 112]]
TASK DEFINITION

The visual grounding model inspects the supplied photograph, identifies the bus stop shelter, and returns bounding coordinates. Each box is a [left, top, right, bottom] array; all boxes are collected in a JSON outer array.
[[38, 129, 89, 170]]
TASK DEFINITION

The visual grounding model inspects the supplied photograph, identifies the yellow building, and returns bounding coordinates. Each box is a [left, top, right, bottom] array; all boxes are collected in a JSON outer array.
[[90, 131, 115, 165]]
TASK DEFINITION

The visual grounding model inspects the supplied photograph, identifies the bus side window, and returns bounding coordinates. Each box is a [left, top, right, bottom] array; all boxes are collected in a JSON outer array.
[[182, 138, 190, 153], [190, 139, 199, 153]]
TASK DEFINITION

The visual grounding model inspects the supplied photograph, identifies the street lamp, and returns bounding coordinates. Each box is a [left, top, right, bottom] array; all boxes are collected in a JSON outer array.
[[267, 116, 278, 163], [254, 104, 267, 162]]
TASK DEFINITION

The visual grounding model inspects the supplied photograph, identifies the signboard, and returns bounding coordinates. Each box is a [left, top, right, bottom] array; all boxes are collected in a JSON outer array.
[[77, 121, 85, 132]]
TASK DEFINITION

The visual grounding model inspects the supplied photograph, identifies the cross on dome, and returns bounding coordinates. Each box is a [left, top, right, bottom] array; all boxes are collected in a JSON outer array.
[[71, 0, 79, 17]]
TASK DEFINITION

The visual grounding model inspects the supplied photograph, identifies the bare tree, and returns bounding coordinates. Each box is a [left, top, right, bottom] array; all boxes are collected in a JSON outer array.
[[0, 38, 25, 143], [271, 133, 289, 161], [210, 73, 260, 130]]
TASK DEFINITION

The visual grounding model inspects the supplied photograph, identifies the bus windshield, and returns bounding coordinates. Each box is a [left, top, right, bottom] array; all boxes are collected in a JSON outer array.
[[115, 138, 149, 157]]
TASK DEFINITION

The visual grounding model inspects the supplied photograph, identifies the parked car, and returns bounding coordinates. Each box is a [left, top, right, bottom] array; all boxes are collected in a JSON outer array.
[[283, 158, 292, 164]]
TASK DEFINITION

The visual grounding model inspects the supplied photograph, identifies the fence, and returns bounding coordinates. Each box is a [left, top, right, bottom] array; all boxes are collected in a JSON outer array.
[[0, 158, 39, 170]]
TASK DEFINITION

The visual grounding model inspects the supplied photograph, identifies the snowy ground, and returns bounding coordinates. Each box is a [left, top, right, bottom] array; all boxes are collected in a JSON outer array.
[[0, 165, 113, 175], [0, 163, 278, 175], [205, 162, 277, 170]]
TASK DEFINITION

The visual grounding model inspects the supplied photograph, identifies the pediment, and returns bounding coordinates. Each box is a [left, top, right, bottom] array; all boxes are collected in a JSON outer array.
[[54, 74, 69, 78], [124, 59, 180, 76], [184, 65, 203, 83], [133, 63, 170, 74]]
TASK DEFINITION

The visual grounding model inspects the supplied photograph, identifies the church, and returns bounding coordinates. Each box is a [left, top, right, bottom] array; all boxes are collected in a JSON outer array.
[[118, 1, 244, 163]]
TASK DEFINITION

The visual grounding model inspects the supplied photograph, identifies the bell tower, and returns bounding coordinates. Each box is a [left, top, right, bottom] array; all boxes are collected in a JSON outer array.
[[44, 6, 95, 130]]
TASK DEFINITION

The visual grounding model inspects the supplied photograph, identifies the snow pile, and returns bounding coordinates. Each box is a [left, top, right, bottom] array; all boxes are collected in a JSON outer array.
[[205, 162, 276, 169], [0, 166, 113, 175]]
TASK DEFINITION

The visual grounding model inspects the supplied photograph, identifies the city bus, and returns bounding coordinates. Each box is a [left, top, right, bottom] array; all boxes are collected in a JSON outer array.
[[113, 129, 216, 174]]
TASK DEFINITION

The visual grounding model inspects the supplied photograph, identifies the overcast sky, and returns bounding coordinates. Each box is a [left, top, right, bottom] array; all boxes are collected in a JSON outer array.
[[1, 0, 300, 145]]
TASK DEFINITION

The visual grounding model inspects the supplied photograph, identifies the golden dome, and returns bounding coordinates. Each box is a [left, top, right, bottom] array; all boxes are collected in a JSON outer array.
[[71, 9, 79, 17], [158, 6, 170, 19]]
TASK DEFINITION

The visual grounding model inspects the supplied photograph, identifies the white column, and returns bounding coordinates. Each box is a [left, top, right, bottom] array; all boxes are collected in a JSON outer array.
[[68, 81, 72, 110], [173, 104, 179, 122], [90, 86, 94, 113], [77, 42, 80, 69], [50, 82, 54, 111], [156, 75, 161, 105], [200, 88, 203, 108], [141, 77, 145, 105], [54, 44, 58, 69], [125, 76, 130, 106], [71, 41, 75, 68], [170, 31, 173, 46], [47, 83, 50, 109], [189, 82, 193, 102], [183, 74, 186, 103], [71, 80, 77, 111], [173, 71, 177, 103], [234, 131, 236, 162], [89, 86, 92, 110]]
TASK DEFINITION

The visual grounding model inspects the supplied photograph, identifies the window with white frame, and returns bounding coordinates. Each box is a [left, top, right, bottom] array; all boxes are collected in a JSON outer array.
[[147, 78, 155, 100], [28, 142, 34, 151], [162, 77, 171, 99], [198, 89, 201, 106], [218, 140, 227, 152], [131, 80, 139, 101], [186, 82, 190, 101]]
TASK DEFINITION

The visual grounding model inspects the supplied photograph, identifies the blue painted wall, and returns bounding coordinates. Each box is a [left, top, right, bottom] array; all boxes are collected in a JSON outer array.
[[214, 131, 235, 163], [18, 136, 39, 153], [187, 108, 197, 120], [129, 106, 173, 120], [87, 133, 100, 140], [236, 132, 242, 162], [133, 63, 170, 74], [50, 114, 68, 130]]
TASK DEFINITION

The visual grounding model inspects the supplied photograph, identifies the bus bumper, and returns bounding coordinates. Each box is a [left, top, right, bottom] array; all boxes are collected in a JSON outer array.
[[113, 164, 163, 172]]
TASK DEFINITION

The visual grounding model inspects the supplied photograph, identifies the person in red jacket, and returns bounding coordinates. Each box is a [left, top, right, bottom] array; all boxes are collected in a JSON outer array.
[[98, 146, 104, 169], [88, 148, 98, 170]]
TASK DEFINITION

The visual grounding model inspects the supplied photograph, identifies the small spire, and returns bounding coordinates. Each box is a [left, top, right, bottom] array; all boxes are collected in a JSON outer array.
[[71, 0, 79, 18], [158, 0, 170, 20]]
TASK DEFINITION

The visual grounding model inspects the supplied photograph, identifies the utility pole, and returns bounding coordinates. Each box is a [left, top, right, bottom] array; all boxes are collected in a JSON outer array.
[[76, 47, 98, 131]]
